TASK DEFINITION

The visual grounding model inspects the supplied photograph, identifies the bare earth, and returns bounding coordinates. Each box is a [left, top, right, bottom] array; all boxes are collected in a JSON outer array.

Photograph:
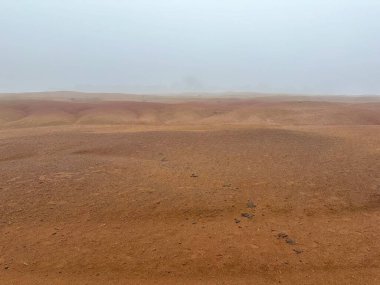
[[0, 93, 379, 284]]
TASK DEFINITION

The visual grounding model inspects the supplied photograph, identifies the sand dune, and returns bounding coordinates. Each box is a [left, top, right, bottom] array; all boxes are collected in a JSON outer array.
[[1, 94, 380, 284], [0, 94, 380, 127]]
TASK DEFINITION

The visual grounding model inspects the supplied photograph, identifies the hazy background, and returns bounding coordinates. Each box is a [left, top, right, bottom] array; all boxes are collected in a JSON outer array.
[[1, 0, 379, 94]]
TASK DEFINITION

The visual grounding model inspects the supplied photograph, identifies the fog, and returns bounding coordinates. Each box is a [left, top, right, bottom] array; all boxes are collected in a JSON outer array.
[[1, 0, 379, 94]]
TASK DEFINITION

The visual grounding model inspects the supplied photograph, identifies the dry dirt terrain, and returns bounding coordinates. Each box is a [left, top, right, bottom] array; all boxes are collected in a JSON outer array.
[[0, 93, 379, 284]]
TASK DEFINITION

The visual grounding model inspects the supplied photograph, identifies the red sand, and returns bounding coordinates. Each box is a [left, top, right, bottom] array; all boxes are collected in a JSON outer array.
[[0, 94, 379, 284]]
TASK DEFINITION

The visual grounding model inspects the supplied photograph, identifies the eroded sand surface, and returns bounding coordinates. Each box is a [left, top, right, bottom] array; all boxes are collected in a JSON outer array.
[[0, 94, 379, 284]]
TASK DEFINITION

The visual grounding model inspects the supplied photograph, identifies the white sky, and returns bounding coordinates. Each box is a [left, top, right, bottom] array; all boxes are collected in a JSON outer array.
[[1, 0, 379, 94]]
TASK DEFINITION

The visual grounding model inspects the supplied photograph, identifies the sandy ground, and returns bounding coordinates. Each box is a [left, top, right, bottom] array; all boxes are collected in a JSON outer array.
[[0, 94, 379, 284]]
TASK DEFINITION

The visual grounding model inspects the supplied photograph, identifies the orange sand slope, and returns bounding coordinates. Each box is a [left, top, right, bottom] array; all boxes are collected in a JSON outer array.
[[0, 94, 379, 285]]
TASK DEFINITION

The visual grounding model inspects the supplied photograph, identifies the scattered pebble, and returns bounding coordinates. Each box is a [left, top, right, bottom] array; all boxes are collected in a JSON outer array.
[[190, 174, 198, 178], [234, 218, 241, 224], [286, 238, 296, 245], [293, 248, 303, 254], [278, 232, 299, 248], [241, 213, 254, 219], [247, 200, 256, 209], [277, 232, 288, 239]]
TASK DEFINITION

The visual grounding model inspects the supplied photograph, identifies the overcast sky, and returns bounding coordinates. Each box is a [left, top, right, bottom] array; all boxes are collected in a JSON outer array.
[[1, 0, 379, 94]]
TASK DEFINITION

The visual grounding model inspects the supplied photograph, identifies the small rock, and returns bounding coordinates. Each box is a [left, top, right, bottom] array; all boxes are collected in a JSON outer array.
[[277, 232, 288, 239], [190, 174, 198, 178], [4, 266, 9, 270], [293, 248, 303, 254], [285, 238, 296, 245], [234, 218, 241, 224], [241, 213, 254, 219], [247, 200, 256, 209]]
